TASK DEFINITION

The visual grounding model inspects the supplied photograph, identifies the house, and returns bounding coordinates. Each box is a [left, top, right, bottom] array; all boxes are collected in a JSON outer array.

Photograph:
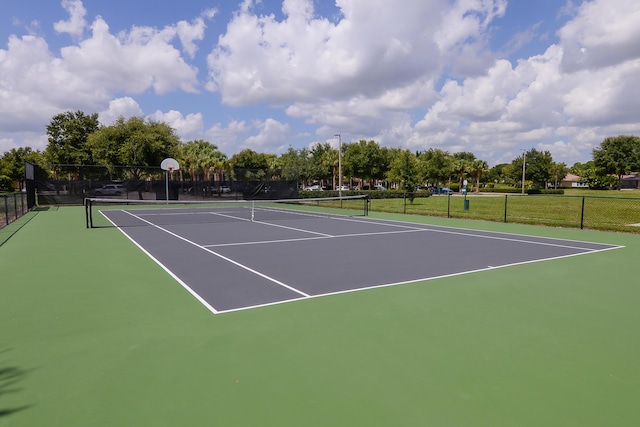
[[620, 173, 640, 189], [560, 173, 588, 188]]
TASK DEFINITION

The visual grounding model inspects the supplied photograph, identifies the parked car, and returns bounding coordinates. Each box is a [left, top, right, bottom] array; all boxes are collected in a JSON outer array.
[[434, 187, 454, 195], [219, 185, 231, 193], [336, 185, 349, 191], [93, 184, 124, 196], [374, 184, 386, 190], [304, 185, 323, 191]]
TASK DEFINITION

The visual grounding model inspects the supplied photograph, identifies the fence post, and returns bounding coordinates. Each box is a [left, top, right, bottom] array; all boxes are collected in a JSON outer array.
[[3, 194, 8, 226], [504, 194, 508, 223], [13, 193, 18, 222], [580, 196, 585, 229], [403, 192, 407, 214]]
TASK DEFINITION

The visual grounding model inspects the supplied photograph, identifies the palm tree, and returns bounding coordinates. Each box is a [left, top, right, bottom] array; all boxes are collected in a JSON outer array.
[[450, 159, 471, 191], [550, 162, 569, 189], [470, 159, 489, 192]]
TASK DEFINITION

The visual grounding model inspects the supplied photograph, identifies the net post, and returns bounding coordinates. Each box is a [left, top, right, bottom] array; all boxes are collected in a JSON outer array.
[[85, 198, 90, 228], [365, 195, 370, 216], [85, 199, 93, 228]]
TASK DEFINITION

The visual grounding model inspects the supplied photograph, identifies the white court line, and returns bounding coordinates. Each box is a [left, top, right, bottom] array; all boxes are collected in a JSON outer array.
[[203, 228, 427, 248], [320, 214, 623, 252], [216, 243, 623, 315], [99, 211, 220, 315], [118, 210, 311, 299], [103, 208, 624, 316]]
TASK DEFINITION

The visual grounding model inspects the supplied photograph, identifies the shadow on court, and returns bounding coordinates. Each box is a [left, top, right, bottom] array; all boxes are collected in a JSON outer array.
[[0, 349, 32, 418]]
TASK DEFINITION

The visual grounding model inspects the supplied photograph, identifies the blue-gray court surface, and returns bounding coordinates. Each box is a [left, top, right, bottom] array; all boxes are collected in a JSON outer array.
[[97, 203, 622, 314]]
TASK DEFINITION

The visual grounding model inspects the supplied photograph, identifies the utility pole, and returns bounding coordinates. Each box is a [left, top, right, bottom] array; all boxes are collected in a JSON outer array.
[[521, 149, 526, 194], [335, 134, 342, 197]]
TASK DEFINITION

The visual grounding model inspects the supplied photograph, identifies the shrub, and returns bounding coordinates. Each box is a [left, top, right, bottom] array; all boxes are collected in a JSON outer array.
[[0, 175, 15, 193]]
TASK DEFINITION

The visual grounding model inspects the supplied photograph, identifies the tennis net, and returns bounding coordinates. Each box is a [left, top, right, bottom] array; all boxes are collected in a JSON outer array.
[[85, 195, 369, 228]]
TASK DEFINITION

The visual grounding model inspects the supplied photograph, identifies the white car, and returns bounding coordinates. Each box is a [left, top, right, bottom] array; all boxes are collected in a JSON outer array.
[[304, 185, 323, 191], [336, 185, 349, 191], [93, 184, 124, 196]]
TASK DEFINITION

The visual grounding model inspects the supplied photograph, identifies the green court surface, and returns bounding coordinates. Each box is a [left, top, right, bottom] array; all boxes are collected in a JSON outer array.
[[1, 206, 639, 426]]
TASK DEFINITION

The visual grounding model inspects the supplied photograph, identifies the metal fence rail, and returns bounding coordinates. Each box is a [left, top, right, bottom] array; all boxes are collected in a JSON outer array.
[[1, 192, 28, 228], [370, 193, 640, 233]]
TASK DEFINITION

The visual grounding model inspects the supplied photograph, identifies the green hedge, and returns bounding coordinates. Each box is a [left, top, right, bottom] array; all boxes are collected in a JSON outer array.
[[479, 187, 523, 194], [526, 189, 565, 195]]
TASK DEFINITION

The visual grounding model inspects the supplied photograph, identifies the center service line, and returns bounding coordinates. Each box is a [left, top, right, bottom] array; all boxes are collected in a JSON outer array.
[[121, 210, 311, 298]]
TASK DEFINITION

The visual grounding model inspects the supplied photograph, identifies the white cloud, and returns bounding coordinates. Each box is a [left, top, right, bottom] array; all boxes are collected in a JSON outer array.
[[99, 97, 144, 125], [0, 1, 203, 143], [2, 0, 640, 167], [149, 110, 204, 141], [558, 0, 640, 72], [243, 118, 291, 151], [61, 17, 199, 94], [208, 0, 489, 105], [205, 120, 250, 154], [54, 0, 87, 37]]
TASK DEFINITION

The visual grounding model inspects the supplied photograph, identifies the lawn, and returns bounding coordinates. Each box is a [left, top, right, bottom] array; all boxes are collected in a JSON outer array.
[[369, 191, 640, 232]]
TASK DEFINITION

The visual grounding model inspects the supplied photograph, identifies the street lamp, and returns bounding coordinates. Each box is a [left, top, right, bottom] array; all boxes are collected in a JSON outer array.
[[521, 149, 526, 194], [335, 134, 342, 197]]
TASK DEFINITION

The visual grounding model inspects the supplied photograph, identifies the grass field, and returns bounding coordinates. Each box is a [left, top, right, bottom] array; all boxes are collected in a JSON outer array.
[[1, 206, 640, 426], [370, 191, 640, 232]]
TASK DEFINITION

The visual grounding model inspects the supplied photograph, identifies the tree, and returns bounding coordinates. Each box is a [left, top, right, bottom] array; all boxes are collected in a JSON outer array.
[[44, 111, 100, 178], [450, 152, 475, 191], [179, 140, 226, 182], [308, 143, 335, 186], [0, 147, 40, 189], [417, 148, 451, 188], [470, 159, 489, 192], [343, 140, 387, 188], [488, 163, 509, 185], [87, 116, 180, 180], [592, 135, 640, 189], [278, 147, 308, 182], [509, 149, 554, 189], [550, 162, 569, 189], [387, 149, 419, 200], [229, 149, 271, 180], [571, 161, 616, 190]]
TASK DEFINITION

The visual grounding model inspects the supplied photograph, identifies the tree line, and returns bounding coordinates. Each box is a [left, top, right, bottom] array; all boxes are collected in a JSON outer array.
[[1, 110, 639, 192]]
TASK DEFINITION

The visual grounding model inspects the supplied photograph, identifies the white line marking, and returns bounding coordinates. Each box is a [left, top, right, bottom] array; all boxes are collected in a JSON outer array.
[[324, 215, 623, 251], [252, 219, 333, 237], [203, 228, 428, 247], [99, 211, 220, 315], [214, 244, 623, 315], [119, 210, 311, 299], [103, 208, 624, 315]]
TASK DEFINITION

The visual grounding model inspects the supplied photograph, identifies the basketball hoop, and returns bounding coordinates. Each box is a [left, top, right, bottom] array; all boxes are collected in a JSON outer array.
[[160, 158, 180, 203], [161, 158, 180, 172]]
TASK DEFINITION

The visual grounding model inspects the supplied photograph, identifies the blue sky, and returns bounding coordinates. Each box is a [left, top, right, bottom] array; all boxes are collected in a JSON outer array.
[[1, 0, 639, 166]]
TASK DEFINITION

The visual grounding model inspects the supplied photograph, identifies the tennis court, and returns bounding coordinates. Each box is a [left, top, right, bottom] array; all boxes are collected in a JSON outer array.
[[88, 196, 620, 313], [2, 202, 640, 426]]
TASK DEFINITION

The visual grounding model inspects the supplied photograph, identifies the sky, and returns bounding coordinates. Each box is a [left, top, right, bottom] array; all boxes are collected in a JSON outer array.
[[1, 0, 639, 167]]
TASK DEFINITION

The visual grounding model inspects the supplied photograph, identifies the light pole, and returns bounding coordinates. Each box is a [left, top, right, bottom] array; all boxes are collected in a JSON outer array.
[[521, 149, 526, 194], [335, 134, 342, 197]]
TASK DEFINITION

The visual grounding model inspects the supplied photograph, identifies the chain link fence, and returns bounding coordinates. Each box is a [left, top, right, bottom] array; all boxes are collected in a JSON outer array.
[[1, 192, 28, 228], [369, 193, 640, 233], [28, 164, 300, 205]]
